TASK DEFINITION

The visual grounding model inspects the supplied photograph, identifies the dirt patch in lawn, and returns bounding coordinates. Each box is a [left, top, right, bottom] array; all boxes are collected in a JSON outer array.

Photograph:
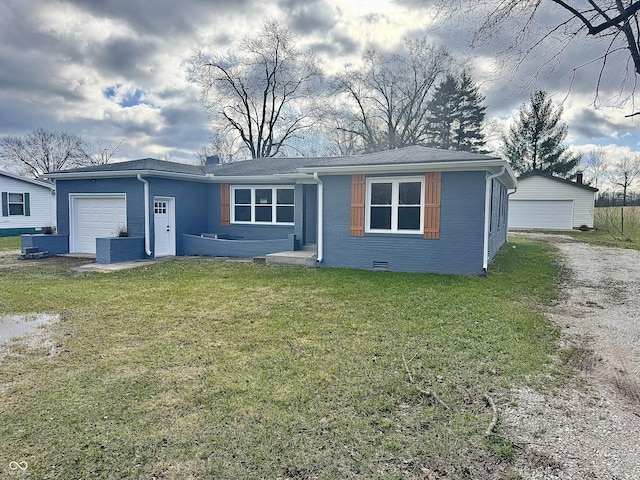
[[0, 312, 60, 363], [506, 233, 640, 479], [0, 250, 91, 272]]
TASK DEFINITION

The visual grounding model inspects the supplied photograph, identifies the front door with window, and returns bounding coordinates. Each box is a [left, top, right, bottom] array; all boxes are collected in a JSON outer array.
[[154, 197, 175, 256]]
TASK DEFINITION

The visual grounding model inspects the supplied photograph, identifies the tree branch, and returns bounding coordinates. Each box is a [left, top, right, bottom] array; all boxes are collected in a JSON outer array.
[[402, 353, 451, 411], [483, 394, 499, 437], [552, 0, 640, 36]]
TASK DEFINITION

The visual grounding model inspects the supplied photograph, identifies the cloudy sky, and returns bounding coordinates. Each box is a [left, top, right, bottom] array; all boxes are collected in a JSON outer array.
[[1, 0, 639, 168]]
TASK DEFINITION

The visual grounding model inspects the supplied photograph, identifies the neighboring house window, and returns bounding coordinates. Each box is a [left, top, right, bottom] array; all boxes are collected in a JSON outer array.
[[231, 186, 294, 225], [366, 177, 424, 233], [1, 192, 30, 217]]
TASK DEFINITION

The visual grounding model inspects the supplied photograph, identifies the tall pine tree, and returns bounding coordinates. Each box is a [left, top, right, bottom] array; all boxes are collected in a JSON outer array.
[[503, 90, 580, 177], [426, 72, 487, 152]]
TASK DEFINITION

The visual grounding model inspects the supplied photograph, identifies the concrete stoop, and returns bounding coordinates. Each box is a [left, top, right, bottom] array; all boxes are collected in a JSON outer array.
[[265, 250, 317, 267]]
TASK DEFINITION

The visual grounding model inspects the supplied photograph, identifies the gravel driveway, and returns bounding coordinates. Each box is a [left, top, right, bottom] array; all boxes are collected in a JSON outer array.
[[506, 233, 640, 480]]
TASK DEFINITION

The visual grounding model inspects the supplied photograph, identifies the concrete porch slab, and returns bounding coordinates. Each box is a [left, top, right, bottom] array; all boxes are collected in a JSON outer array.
[[71, 257, 172, 273], [265, 250, 317, 267]]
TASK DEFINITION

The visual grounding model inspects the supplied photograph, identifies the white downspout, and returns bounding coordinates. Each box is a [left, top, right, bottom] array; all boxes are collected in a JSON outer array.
[[137, 174, 153, 257], [506, 187, 518, 243], [313, 172, 323, 263], [50, 179, 57, 231], [483, 166, 505, 272]]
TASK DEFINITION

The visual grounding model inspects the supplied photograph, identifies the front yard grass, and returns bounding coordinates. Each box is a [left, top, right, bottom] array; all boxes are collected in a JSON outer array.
[[0, 238, 562, 479], [556, 206, 640, 250], [561, 227, 640, 250], [0, 235, 20, 251]]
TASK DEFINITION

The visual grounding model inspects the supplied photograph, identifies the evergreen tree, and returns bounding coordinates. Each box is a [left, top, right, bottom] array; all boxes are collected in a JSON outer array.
[[426, 72, 487, 152], [503, 90, 580, 177]]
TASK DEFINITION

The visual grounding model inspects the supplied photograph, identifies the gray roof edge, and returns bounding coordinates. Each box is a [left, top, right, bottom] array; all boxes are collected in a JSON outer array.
[[0, 170, 55, 189], [517, 171, 599, 192], [44, 169, 209, 182], [45, 158, 206, 176]]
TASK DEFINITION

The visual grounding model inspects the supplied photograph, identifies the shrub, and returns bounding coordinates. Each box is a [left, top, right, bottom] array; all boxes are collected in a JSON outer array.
[[594, 206, 640, 242]]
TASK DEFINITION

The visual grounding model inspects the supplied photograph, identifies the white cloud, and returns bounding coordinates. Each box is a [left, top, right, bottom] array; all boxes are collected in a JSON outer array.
[[0, 0, 639, 164]]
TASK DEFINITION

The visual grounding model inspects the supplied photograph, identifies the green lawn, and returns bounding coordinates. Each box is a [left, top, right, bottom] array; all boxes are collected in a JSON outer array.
[[561, 228, 640, 250], [547, 206, 640, 251], [0, 238, 563, 479], [0, 235, 20, 251]]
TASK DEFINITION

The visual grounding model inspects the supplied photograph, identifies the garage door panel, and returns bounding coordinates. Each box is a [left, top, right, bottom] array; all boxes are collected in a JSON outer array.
[[71, 196, 126, 253], [509, 200, 573, 230]]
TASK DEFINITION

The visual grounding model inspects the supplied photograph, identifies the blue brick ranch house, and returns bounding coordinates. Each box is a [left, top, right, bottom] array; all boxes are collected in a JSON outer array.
[[36, 145, 515, 275]]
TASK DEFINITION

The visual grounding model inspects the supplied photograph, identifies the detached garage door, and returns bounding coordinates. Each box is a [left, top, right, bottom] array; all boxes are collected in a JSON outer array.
[[70, 195, 126, 253], [509, 200, 573, 230]]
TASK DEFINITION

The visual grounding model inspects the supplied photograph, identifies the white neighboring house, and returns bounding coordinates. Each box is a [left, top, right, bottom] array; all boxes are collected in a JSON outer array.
[[509, 172, 598, 230], [0, 170, 56, 236]]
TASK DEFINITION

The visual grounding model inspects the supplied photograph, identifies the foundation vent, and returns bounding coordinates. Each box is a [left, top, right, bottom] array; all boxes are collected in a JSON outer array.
[[373, 261, 389, 271]]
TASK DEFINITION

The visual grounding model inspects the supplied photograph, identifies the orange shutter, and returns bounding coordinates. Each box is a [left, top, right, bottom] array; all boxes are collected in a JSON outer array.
[[423, 172, 441, 240], [220, 183, 230, 226], [350, 174, 366, 236]]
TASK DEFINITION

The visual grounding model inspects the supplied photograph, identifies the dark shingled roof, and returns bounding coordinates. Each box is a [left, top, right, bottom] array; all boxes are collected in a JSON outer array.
[[204, 156, 333, 176], [517, 171, 599, 192], [303, 145, 501, 168], [49, 146, 506, 178], [206, 145, 502, 176], [54, 158, 207, 176]]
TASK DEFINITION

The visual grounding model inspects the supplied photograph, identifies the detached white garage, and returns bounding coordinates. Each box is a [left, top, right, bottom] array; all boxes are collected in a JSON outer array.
[[509, 172, 598, 230], [69, 194, 126, 253]]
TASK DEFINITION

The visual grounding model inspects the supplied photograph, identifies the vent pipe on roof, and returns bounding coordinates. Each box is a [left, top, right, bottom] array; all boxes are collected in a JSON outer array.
[[576, 172, 583, 184]]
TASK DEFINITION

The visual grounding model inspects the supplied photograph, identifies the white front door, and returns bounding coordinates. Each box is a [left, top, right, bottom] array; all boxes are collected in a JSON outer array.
[[154, 197, 175, 256]]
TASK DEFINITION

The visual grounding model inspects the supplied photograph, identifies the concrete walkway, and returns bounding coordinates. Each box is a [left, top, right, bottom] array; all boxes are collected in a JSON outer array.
[[69, 250, 317, 273], [265, 250, 317, 267], [71, 257, 171, 273]]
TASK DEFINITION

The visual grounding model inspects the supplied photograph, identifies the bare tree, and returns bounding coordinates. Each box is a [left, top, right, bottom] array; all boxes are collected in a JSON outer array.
[[583, 147, 609, 192], [0, 128, 91, 178], [594, 203, 640, 240], [608, 155, 640, 237], [187, 19, 323, 159], [195, 132, 236, 165], [435, 0, 640, 109], [331, 38, 452, 153], [320, 111, 363, 156], [86, 139, 124, 166], [609, 155, 640, 206]]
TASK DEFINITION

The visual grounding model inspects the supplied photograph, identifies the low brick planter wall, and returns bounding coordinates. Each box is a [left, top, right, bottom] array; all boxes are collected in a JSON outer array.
[[96, 237, 146, 264], [181, 234, 296, 258], [20, 234, 69, 255]]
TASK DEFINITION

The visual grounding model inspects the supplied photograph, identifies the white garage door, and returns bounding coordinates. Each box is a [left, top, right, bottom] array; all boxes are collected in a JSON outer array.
[[71, 195, 126, 253], [509, 200, 573, 230]]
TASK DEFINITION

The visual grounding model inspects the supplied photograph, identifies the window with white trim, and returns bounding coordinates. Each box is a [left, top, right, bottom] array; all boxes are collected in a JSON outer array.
[[231, 186, 294, 225], [154, 201, 167, 214], [366, 177, 424, 233], [8, 193, 25, 216]]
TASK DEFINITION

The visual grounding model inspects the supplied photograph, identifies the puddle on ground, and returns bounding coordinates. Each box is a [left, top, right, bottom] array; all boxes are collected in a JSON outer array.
[[0, 313, 59, 343]]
